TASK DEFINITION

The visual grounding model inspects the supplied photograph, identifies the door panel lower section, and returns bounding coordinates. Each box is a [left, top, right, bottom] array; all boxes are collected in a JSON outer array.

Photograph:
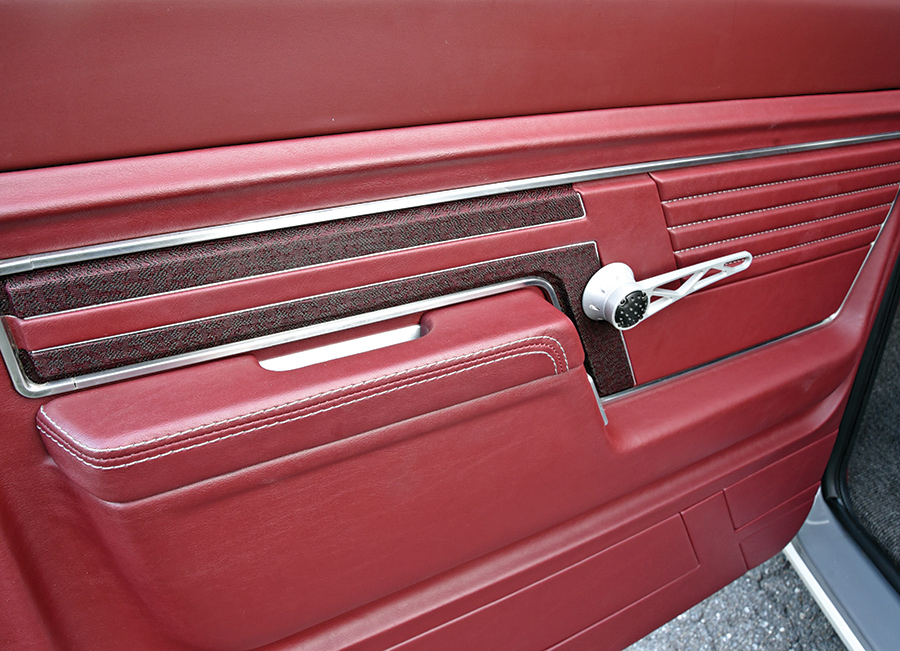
[[78, 373, 607, 650], [737, 485, 821, 570], [393, 515, 699, 651], [55, 413, 841, 651], [725, 436, 836, 530], [35, 290, 614, 649]]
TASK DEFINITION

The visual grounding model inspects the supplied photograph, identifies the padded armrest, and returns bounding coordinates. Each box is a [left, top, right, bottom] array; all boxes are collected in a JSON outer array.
[[37, 289, 584, 502]]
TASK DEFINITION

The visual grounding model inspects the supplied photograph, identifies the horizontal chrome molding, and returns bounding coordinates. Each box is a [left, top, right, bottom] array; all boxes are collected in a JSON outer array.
[[19, 193, 586, 321], [0, 277, 561, 398], [2, 131, 900, 277], [259, 324, 423, 372], [31, 242, 587, 350]]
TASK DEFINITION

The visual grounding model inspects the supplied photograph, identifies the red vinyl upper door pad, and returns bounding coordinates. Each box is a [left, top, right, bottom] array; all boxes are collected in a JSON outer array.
[[4, 0, 900, 171]]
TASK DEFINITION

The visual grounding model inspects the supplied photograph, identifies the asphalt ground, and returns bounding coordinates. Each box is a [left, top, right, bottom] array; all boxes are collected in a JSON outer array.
[[626, 553, 843, 650]]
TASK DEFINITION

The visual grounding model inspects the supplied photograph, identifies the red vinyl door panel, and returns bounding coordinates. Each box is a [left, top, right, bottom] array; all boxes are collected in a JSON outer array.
[[3, 0, 900, 171], [3, 2, 900, 650]]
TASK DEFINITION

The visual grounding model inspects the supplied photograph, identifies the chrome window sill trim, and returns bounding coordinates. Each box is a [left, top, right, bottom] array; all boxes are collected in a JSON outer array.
[[258, 324, 423, 372], [0, 277, 560, 398], [2, 131, 900, 277]]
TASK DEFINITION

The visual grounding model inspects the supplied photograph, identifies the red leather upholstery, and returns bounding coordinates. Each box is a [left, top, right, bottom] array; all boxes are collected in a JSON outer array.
[[77, 373, 610, 650], [577, 176, 678, 280], [653, 141, 900, 278], [3, 1, 900, 171], [725, 437, 836, 530], [25, 184, 900, 648], [389, 516, 699, 650], [614, 142, 900, 383], [0, 531, 54, 649], [3, 80, 900, 649], [653, 140, 900, 200], [37, 291, 619, 649], [37, 290, 585, 502], [624, 246, 870, 383], [3, 91, 900, 258]]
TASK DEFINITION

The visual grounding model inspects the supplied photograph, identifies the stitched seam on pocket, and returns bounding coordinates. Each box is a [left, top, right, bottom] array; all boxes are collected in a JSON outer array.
[[39, 334, 569, 455], [38, 348, 563, 471], [662, 160, 900, 203], [753, 225, 881, 258], [668, 184, 898, 229], [46, 342, 562, 463], [672, 203, 891, 253]]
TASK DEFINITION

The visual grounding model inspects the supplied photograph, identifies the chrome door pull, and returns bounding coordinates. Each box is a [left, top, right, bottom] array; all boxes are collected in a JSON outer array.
[[582, 251, 752, 329]]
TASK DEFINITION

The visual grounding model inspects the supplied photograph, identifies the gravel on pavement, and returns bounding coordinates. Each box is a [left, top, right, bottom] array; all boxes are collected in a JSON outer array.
[[626, 552, 843, 650]]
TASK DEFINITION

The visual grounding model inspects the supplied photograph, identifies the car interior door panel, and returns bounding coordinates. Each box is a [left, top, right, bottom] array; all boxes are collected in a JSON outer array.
[[4, 2, 900, 649]]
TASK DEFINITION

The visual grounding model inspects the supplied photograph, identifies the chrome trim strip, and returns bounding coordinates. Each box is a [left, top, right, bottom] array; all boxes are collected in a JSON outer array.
[[585, 375, 609, 426], [31, 242, 586, 350], [258, 325, 423, 372], [815, 186, 899, 328], [19, 210, 587, 321], [0, 277, 561, 398], [2, 131, 899, 276], [0, 321, 76, 397]]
